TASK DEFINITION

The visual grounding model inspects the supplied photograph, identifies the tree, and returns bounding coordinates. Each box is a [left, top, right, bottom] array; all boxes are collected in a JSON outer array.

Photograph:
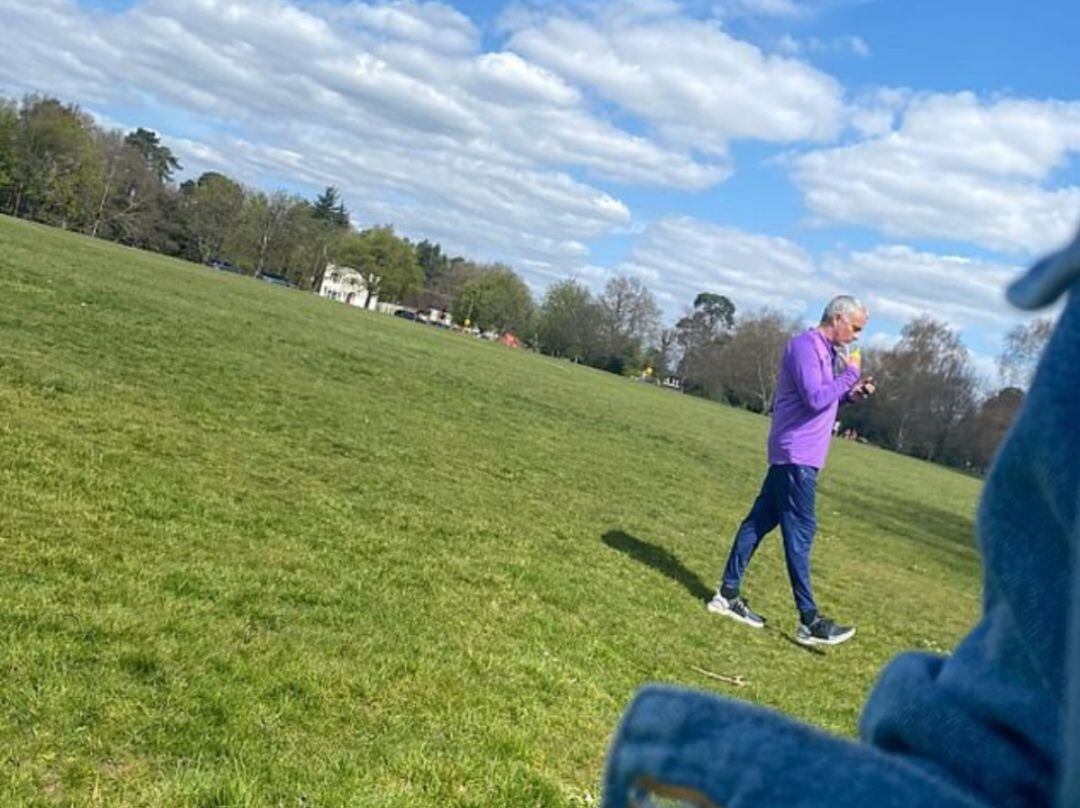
[[998, 317, 1054, 389], [124, 127, 180, 183], [856, 316, 979, 462], [676, 291, 737, 393], [335, 226, 423, 307], [537, 279, 597, 361], [415, 239, 450, 287], [966, 386, 1025, 472], [648, 327, 679, 380], [452, 264, 534, 334], [0, 98, 18, 199], [422, 255, 480, 313], [10, 96, 102, 229], [87, 128, 170, 247], [292, 215, 347, 292], [692, 292, 735, 330], [177, 172, 247, 264], [225, 189, 314, 277], [592, 275, 661, 373], [311, 185, 349, 228], [708, 309, 801, 412]]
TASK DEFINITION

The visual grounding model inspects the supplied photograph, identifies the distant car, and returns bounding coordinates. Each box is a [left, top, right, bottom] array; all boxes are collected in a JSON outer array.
[[393, 309, 418, 321], [208, 257, 242, 274], [259, 272, 295, 288]]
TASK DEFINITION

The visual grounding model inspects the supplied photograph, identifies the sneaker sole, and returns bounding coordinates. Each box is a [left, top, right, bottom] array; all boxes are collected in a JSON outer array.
[[795, 627, 856, 646], [706, 601, 765, 629]]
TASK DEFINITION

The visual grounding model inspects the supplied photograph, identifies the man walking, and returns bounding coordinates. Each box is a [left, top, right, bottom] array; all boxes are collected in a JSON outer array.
[[708, 295, 874, 646]]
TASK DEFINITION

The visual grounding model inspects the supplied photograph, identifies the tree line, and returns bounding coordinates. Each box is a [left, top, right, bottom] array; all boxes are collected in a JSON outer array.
[[0, 93, 1052, 475], [667, 294, 1053, 474]]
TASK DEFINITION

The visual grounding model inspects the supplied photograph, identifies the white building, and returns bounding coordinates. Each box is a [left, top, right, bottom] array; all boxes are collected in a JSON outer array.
[[319, 263, 379, 309]]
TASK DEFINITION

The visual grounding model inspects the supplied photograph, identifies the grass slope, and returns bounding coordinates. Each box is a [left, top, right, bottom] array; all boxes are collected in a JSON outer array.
[[0, 215, 983, 806]]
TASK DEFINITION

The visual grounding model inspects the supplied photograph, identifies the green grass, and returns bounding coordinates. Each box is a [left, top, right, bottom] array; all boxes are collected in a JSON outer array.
[[0, 214, 983, 806]]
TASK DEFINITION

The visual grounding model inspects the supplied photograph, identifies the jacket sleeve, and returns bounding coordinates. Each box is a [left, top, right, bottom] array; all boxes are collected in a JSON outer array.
[[787, 339, 859, 411]]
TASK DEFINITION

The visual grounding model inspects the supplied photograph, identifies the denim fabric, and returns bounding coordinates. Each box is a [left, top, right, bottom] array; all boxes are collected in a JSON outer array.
[[602, 226, 1080, 808], [721, 464, 818, 616]]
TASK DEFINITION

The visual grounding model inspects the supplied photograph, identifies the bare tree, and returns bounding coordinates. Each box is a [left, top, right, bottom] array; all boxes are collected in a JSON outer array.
[[997, 317, 1054, 388], [712, 309, 802, 412], [967, 387, 1025, 471], [863, 317, 979, 462], [86, 129, 167, 246], [227, 190, 313, 278], [650, 327, 680, 379], [593, 276, 661, 372]]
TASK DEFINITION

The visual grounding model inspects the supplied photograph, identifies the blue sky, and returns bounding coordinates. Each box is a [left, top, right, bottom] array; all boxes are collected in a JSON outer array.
[[3, 0, 1079, 381]]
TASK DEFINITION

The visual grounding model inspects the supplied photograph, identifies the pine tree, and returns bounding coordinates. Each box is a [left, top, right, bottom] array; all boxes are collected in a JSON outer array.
[[312, 185, 349, 228]]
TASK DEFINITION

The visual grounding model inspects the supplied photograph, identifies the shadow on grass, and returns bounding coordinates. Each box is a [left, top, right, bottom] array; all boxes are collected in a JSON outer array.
[[839, 487, 978, 570], [602, 530, 713, 604], [778, 631, 827, 656]]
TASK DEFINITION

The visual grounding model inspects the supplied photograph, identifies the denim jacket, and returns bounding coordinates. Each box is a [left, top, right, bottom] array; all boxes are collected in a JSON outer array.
[[602, 227, 1080, 808]]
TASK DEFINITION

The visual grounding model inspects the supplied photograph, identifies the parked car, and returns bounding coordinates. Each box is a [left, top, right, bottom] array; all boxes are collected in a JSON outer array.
[[208, 257, 243, 274], [393, 309, 418, 321], [259, 272, 296, 288]]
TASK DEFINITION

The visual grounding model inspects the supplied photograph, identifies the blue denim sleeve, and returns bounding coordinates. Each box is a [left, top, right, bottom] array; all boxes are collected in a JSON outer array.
[[601, 227, 1080, 808], [603, 685, 986, 807], [1062, 509, 1080, 806]]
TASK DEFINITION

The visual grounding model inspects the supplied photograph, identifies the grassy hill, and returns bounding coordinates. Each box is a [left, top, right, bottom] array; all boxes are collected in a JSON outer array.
[[0, 215, 983, 806]]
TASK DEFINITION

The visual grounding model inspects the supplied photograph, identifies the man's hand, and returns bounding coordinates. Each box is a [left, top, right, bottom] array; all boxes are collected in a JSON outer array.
[[850, 376, 876, 401]]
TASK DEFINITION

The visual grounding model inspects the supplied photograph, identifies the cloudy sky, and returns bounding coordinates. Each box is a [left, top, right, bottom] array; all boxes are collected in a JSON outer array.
[[2, 0, 1078, 378]]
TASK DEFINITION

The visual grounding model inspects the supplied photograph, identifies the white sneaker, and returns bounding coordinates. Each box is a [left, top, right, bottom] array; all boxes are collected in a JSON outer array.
[[707, 593, 766, 628]]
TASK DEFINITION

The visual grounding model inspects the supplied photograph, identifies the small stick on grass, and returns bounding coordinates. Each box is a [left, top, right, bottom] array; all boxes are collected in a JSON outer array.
[[691, 666, 747, 687]]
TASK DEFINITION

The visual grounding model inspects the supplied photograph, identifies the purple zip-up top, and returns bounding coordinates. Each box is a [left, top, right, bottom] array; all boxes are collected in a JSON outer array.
[[767, 328, 860, 469]]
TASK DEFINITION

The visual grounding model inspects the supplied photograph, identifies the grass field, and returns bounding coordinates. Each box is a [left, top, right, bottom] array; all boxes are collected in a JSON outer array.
[[0, 214, 984, 806]]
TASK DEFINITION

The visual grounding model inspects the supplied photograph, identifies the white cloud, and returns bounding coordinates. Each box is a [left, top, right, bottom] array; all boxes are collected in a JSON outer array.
[[615, 216, 822, 316], [0, 0, 121, 103], [1, 0, 745, 275], [821, 245, 1024, 334], [6, 0, 1058, 361], [505, 7, 845, 155], [866, 330, 900, 351], [333, 0, 481, 54], [847, 36, 871, 58], [191, 125, 631, 263], [712, 0, 804, 20], [968, 350, 1001, 389], [845, 86, 910, 138], [792, 92, 1080, 254], [608, 217, 1030, 356], [777, 34, 871, 58], [470, 52, 581, 107], [0, 0, 858, 283]]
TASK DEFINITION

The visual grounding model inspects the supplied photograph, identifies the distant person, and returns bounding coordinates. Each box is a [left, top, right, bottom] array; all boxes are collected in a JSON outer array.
[[601, 225, 1080, 808], [708, 295, 875, 646]]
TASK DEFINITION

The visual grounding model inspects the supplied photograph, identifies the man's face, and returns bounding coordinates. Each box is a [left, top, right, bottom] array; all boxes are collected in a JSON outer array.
[[834, 311, 867, 346]]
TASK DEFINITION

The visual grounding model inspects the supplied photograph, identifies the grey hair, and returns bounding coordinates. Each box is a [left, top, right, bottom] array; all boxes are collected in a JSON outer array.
[[820, 295, 867, 325]]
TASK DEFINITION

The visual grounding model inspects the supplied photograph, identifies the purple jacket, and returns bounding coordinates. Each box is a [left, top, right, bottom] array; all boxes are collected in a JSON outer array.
[[767, 328, 859, 469]]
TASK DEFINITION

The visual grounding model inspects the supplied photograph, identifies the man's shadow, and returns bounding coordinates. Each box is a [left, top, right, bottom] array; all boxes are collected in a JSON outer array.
[[602, 530, 713, 604], [601, 530, 826, 653]]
